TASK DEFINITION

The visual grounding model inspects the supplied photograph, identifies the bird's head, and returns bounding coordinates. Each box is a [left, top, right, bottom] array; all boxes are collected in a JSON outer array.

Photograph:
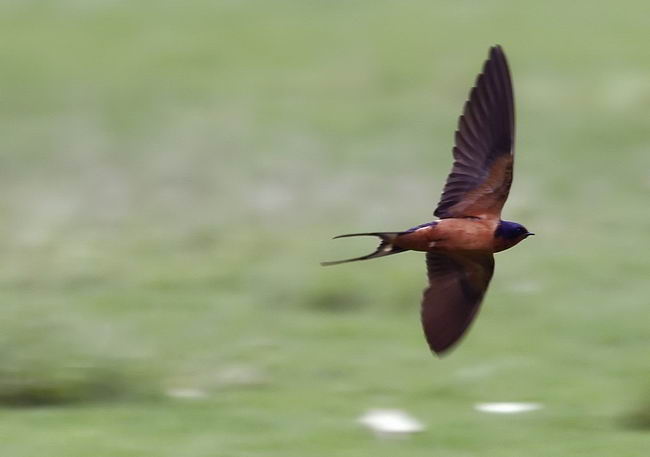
[[494, 220, 534, 251]]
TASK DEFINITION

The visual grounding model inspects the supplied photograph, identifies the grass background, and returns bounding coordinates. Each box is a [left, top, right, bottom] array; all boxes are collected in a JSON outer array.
[[1, 0, 650, 455]]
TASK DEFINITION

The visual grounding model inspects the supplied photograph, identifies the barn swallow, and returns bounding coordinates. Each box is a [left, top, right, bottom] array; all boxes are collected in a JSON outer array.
[[322, 46, 533, 355]]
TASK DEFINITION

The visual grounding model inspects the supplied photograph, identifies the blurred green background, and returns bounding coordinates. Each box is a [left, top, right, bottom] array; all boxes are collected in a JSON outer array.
[[1, 0, 650, 455]]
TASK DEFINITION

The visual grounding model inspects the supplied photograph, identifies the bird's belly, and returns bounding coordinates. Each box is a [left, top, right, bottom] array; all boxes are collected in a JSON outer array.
[[435, 236, 493, 251], [395, 219, 496, 252]]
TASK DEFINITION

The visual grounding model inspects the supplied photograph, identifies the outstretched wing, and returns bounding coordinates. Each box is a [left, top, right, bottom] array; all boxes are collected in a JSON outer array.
[[421, 251, 494, 355], [434, 46, 515, 220]]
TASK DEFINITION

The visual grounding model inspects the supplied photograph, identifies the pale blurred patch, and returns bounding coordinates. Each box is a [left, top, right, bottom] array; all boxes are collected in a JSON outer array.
[[358, 409, 425, 437], [474, 402, 543, 414]]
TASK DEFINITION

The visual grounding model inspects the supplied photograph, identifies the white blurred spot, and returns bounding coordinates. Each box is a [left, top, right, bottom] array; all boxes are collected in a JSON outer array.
[[166, 388, 208, 399], [474, 402, 543, 414], [358, 409, 425, 437]]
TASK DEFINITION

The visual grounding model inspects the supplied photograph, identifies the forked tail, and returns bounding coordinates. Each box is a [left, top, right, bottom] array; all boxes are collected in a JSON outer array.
[[320, 232, 407, 266]]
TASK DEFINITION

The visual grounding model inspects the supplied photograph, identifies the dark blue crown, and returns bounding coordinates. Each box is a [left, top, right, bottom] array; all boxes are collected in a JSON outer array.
[[495, 220, 528, 239]]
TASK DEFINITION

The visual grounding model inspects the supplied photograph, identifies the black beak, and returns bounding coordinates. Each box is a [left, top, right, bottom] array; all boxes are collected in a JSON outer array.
[[526, 232, 535, 237]]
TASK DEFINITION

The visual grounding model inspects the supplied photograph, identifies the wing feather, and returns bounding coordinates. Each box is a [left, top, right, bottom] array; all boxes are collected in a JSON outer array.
[[421, 251, 494, 354], [434, 46, 515, 220]]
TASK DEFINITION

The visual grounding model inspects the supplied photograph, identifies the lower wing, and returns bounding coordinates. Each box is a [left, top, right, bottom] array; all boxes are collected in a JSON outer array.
[[421, 251, 495, 355]]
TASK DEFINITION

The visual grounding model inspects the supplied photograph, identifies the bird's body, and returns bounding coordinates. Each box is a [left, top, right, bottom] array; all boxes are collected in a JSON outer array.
[[322, 46, 533, 355], [393, 218, 529, 254], [396, 218, 491, 252]]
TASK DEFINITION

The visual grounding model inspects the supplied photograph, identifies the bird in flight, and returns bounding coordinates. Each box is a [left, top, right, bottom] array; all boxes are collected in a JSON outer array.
[[322, 46, 533, 355]]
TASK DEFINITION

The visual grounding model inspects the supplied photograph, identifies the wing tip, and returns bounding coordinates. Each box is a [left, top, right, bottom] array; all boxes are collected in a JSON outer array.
[[489, 45, 508, 61], [428, 342, 456, 357], [424, 328, 465, 356], [490, 44, 504, 54], [486, 45, 509, 71]]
